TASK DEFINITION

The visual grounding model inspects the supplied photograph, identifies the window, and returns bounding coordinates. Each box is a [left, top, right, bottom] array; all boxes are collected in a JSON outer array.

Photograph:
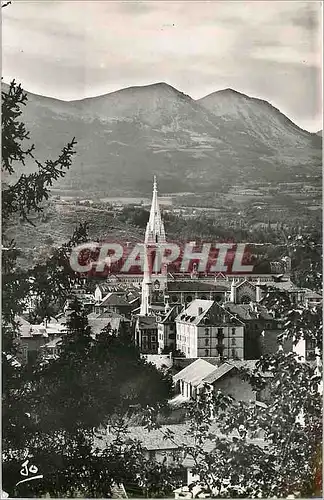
[[151, 335, 156, 342], [218, 328, 223, 335], [169, 333, 175, 340], [231, 337, 236, 345], [205, 338, 209, 346], [205, 349, 209, 356], [216, 345, 224, 355], [231, 328, 236, 335], [231, 348, 237, 358], [205, 328, 209, 335]]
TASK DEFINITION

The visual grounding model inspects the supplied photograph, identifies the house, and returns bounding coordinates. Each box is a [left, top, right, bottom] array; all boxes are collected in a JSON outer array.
[[202, 360, 265, 402], [94, 422, 265, 491], [94, 283, 115, 303], [87, 311, 132, 337], [94, 292, 133, 318], [173, 359, 218, 399], [40, 336, 63, 362], [223, 302, 283, 359], [303, 289, 322, 307], [94, 423, 191, 468], [173, 359, 270, 403], [16, 316, 64, 364], [157, 304, 182, 353], [134, 315, 158, 354], [175, 300, 245, 359]]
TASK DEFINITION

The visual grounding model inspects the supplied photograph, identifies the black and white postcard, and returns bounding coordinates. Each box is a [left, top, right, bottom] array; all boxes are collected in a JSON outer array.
[[2, 1, 322, 498]]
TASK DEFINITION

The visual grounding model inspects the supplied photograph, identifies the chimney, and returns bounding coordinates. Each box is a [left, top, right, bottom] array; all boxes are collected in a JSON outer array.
[[198, 307, 203, 315]]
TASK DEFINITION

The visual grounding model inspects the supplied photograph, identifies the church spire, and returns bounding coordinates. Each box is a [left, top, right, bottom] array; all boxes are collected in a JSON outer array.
[[140, 176, 167, 316], [145, 176, 166, 245], [140, 246, 152, 316]]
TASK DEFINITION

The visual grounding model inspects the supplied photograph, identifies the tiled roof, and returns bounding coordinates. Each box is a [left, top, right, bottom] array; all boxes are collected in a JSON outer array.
[[175, 299, 213, 323], [99, 293, 131, 308], [167, 281, 229, 292], [173, 359, 216, 387], [88, 316, 122, 335], [137, 315, 158, 329], [224, 303, 273, 321], [203, 360, 271, 385], [263, 281, 300, 292], [88, 311, 130, 321], [94, 422, 266, 459], [202, 362, 234, 384], [95, 423, 193, 451], [160, 305, 181, 324], [175, 300, 244, 327]]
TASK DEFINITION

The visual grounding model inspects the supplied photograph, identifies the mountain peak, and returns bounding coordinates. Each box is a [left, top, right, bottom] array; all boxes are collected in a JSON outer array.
[[68, 81, 191, 104], [200, 88, 251, 101]]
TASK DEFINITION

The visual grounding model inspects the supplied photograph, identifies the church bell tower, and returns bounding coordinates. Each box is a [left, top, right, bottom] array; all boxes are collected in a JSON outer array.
[[140, 176, 167, 315]]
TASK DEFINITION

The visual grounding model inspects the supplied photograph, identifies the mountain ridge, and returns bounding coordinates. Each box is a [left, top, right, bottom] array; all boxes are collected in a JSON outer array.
[[2, 81, 321, 195], [2, 80, 316, 135]]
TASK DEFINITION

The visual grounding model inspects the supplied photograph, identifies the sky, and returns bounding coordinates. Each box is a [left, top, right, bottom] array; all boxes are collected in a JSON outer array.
[[2, 0, 323, 131]]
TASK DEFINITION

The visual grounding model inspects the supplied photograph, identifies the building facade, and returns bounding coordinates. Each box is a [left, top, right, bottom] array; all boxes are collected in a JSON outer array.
[[175, 300, 245, 359]]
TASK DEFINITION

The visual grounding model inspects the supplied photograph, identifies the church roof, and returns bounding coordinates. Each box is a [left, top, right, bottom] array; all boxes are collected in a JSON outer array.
[[167, 281, 228, 292]]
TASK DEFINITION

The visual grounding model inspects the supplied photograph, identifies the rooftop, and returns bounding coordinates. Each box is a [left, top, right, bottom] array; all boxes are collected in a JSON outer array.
[[167, 281, 229, 292], [175, 300, 244, 326], [94, 422, 266, 461], [99, 293, 131, 308], [173, 358, 216, 387], [224, 303, 274, 321], [137, 315, 158, 329]]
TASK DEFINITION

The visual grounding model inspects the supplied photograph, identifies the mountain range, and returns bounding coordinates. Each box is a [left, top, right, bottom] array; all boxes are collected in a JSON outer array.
[[3, 82, 322, 195]]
